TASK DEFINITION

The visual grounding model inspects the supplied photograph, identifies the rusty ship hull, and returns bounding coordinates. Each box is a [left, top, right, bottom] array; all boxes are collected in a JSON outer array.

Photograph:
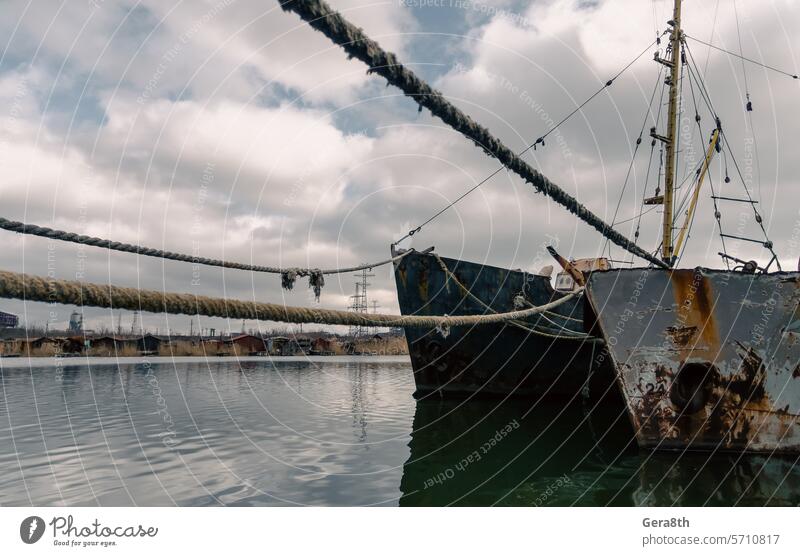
[[585, 267, 800, 453], [392, 248, 610, 399]]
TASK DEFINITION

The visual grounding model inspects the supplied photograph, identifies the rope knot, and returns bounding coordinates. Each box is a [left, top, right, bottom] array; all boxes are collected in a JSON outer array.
[[308, 269, 325, 301], [281, 269, 298, 290], [435, 315, 451, 339]]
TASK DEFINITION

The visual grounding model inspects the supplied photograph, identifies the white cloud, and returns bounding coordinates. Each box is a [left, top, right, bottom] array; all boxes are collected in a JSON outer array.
[[1, 0, 800, 331]]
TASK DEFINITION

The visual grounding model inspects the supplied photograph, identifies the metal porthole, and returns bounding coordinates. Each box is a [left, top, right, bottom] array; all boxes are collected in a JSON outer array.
[[670, 362, 715, 415]]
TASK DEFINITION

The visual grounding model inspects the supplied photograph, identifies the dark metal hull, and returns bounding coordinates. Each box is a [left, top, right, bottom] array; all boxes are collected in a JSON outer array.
[[585, 267, 800, 453], [392, 249, 610, 399]]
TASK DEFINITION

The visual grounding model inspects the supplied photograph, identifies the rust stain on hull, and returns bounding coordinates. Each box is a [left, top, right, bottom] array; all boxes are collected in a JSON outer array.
[[417, 264, 429, 302], [670, 270, 720, 356]]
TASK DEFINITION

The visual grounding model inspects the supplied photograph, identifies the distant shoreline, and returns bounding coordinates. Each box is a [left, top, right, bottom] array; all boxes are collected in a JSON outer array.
[[0, 354, 412, 367], [0, 332, 409, 358]]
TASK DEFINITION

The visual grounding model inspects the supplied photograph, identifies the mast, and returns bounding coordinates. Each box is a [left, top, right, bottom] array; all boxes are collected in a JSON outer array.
[[661, 0, 682, 264]]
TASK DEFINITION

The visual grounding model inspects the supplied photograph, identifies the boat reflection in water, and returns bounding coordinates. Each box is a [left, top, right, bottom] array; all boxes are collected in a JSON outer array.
[[399, 397, 800, 506]]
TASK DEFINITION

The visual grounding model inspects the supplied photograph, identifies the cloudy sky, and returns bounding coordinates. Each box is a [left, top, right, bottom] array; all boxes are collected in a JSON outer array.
[[1, 0, 798, 335]]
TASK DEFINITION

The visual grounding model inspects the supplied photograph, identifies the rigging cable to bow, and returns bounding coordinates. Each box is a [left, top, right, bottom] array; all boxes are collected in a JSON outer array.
[[0, 216, 413, 300], [603, 63, 664, 260], [395, 32, 668, 248]]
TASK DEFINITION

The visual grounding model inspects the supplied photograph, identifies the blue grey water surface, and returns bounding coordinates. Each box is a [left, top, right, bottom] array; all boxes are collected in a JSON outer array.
[[1, 356, 798, 506]]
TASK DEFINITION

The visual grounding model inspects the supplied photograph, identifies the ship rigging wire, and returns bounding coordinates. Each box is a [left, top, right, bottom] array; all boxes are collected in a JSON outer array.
[[683, 41, 780, 269], [702, 0, 721, 76], [683, 44, 730, 266], [732, 0, 763, 203], [628, 61, 670, 261], [393, 32, 668, 249], [3, 0, 797, 334], [608, 66, 664, 230], [684, 35, 799, 80], [610, 20, 786, 269], [681, 60, 730, 268], [603, 64, 664, 261], [280, 0, 673, 267]]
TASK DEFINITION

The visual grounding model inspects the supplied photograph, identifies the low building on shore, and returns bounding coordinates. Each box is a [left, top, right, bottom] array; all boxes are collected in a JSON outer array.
[[310, 337, 334, 355], [267, 336, 301, 356], [1, 338, 22, 356], [22, 337, 65, 356], [136, 334, 164, 354], [223, 334, 268, 356], [61, 337, 87, 354], [88, 336, 137, 356]]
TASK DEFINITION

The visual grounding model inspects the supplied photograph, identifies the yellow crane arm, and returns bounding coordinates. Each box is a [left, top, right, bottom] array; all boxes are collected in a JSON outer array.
[[673, 128, 720, 259]]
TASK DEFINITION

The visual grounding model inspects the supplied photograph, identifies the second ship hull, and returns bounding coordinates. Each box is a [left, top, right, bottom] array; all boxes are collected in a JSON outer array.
[[392, 248, 611, 399]]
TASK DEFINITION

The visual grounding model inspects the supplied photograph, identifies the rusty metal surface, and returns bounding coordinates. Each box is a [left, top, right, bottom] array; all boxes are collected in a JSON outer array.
[[586, 267, 800, 452], [393, 249, 611, 399]]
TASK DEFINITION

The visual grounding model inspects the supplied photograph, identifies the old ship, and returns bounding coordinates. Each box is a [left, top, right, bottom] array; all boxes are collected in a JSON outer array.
[[391, 246, 611, 399], [277, 0, 799, 452], [392, 0, 800, 452]]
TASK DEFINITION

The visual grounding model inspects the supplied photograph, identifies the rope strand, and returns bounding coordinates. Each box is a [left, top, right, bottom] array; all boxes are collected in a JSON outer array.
[[0, 269, 584, 329], [279, 0, 668, 269], [0, 216, 412, 298]]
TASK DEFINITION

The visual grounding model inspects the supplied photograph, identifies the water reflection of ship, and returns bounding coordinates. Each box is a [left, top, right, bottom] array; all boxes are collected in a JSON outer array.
[[400, 399, 800, 506], [632, 453, 800, 507], [399, 397, 632, 506]]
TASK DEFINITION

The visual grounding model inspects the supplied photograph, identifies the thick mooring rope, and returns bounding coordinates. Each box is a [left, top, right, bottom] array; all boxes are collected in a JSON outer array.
[[0, 217, 411, 298], [0, 270, 584, 328], [279, 0, 668, 269]]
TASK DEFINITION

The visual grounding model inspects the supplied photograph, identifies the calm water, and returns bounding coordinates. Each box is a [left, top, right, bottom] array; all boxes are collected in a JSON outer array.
[[0, 356, 798, 506]]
